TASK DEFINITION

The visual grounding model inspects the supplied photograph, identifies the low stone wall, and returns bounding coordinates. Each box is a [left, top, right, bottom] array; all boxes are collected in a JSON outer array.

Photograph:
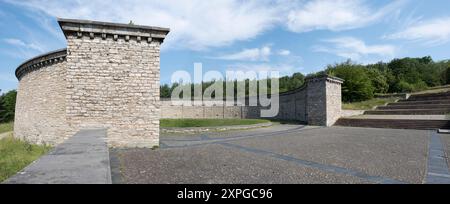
[[161, 101, 243, 119], [161, 75, 344, 126]]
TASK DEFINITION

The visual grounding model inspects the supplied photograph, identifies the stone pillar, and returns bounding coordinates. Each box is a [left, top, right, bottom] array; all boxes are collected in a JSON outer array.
[[306, 75, 343, 126], [58, 18, 169, 148]]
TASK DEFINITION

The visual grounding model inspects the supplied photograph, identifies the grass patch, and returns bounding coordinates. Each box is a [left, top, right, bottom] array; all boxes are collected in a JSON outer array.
[[0, 122, 13, 134], [0, 135, 51, 182], [343, 97, 399, 110], [269, 119, 306, 125], [160, 119, 270, 128]]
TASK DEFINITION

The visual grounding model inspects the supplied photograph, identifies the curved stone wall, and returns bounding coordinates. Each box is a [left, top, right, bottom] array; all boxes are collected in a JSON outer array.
[[161, 75, 344, 126], [14, 49, 72, 145], [14, 18, 169, 148]]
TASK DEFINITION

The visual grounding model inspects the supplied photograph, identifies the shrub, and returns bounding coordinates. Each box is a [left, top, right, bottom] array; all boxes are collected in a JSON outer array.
[[395, 81, 415, 92]]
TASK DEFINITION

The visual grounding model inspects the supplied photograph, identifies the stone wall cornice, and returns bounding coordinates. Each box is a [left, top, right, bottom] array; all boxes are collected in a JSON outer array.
[[305, 74, 344, 84], [15, 48, 67, 80], [58, 18, 170, 42]]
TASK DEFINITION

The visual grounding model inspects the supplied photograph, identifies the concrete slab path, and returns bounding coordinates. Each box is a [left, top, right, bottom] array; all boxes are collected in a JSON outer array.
[[4, 129, 111, 184]]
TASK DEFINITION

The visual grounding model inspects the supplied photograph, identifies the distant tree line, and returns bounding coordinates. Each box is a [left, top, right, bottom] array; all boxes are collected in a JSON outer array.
[[0, 89, 17, 123], [321, 56, 450, 102], [161, 56, 450, 103], [160, 72, 306, 99]]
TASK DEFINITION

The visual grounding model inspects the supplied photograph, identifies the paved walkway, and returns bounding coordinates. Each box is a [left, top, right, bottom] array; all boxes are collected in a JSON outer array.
[[4, 129, 111, 184], [112, 125, 450, 184]]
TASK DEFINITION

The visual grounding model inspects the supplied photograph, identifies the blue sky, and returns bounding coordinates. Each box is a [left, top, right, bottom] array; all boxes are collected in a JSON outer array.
[[1, 0, 450, 92]]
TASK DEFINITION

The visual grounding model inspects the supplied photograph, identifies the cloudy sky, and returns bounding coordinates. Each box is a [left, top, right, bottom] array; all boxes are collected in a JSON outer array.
[[1, 0, 450, 92]]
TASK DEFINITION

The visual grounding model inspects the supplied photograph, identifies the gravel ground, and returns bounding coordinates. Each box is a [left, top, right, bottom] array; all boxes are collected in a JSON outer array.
[[111, 125, 449, 184]]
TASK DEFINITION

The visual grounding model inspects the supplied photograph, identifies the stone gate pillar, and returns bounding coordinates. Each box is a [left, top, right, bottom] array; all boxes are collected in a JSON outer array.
[[58, 18, 169, 147], [306, 75, 344, 126]]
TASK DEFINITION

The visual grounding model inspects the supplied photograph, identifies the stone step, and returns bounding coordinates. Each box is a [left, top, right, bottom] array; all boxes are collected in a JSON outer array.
[[409, 91, 450, 99], [401, 95, 450, 101], [335, 118, 450, 130], [364, 109, 450, 115], [388, 100, 450, 106], [377, 104, 450, 110]]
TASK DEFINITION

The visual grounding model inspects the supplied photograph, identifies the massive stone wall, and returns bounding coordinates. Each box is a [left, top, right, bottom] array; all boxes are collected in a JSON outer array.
[[14, 18, 169, 148], [14, 50, 70, 145], [161, 75, 343, 126], [63, 23, 165, 147]]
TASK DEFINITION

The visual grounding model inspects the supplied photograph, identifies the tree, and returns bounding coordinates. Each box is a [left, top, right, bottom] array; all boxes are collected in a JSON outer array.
[[446, 65, 450, 85], [326, 61, 374, 102], [0, 90, 4, 122], [0, 90, 17, 122], [160, 84, 171, 98], [366, 68, 389, 94]]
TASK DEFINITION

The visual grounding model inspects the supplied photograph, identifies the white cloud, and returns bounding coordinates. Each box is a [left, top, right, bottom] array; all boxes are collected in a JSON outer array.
[[5, 0, 407, 51], [5, 0, 281, 50], [313, 37, 396, 61], [1, 38, 48, 59], [277, 49, 291, 56], [3, 38, 45, 52], [386, 17, 450, 45], [286, 0, 405, 32], [226, 63, 298, 78], [215, 46, 272, 61]]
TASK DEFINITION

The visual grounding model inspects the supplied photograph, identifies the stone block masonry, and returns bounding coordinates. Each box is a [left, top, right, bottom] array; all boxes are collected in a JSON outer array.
[[14, 18, 343, 148], [14, 18, 169, 148], [161, 75, 344, 126]]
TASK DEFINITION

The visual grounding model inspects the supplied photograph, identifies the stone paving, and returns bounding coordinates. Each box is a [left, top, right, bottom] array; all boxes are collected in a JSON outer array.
[[5, 129, 111, 184], [112, 125, 450, 184]]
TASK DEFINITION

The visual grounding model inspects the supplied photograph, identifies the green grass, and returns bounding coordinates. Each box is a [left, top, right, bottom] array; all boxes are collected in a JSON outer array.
[[160, 119, 270, 128], [0, 122, 14, 134], [0, 135, 51, 182], [343, 97, 400, 110]]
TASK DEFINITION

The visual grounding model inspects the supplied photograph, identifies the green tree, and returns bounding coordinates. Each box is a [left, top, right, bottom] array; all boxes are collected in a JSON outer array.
[[0, 90, 17, 122], [446, 65, 450, 84], [0, 90, 4, 121], [326, 61, 374, 102], [160, 84, 171, 98], [366, 68, 389, 94]]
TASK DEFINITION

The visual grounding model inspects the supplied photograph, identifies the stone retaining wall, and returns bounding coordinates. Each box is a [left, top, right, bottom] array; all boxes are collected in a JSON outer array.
[[161, 75, 344, 126]]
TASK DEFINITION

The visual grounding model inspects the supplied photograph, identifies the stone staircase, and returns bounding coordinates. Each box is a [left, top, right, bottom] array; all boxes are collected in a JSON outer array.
[[335, 91, 450, 130]]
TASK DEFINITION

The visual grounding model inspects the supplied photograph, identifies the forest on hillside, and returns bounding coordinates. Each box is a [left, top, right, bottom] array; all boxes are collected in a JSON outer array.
[[160, 56, 450, 103]]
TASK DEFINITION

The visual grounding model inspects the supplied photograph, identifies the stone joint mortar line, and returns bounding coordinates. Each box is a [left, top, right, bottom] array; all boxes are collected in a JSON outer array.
[[161, 126, 316, 149], [217, 142, 406, 184]]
